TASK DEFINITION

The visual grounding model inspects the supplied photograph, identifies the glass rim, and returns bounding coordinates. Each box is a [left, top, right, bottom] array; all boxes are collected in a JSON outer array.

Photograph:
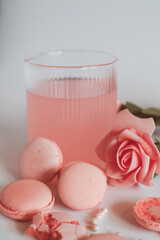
[[24, 49, 118, 69]]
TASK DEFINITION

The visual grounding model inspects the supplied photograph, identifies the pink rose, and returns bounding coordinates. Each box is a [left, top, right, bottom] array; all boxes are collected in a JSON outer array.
[[96, 109, 160, 187]]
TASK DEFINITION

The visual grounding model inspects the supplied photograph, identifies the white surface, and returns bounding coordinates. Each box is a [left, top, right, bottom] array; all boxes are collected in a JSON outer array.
[[1, 172, 160, 240], [0, 0, 160, 239]]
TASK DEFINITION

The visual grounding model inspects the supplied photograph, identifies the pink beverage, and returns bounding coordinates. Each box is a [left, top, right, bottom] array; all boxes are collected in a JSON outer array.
[[26, 78, 117, 166], [24, 50, 118, 166]]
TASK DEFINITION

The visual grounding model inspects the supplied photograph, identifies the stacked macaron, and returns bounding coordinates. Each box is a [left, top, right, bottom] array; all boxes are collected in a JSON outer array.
[[0, 138, 108, 220], [0, 138, 63, 221], [0, 137, 111, 239]]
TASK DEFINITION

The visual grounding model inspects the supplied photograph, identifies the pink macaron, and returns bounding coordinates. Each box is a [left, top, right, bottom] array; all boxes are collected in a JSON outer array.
[[19, 138, 63, 183], [26, 212, 88, 240], [0, 179, 55, 220], [58, 162, 107, 210], [133, 197, 160, 232], [86, 233, 129, 240]]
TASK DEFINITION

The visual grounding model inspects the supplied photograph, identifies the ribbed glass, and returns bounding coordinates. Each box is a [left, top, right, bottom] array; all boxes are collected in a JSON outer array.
[[24, 50, 118, 166]]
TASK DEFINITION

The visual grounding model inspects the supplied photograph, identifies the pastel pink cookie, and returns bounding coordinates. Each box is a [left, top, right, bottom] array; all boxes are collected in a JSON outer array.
[[0, 179, 54, 220], [19, 138, 63, 183], [58, 162, 107, 210], [86, 233, 129, 240], [26, 212, 88, 240], [133, 197, 160, 231]]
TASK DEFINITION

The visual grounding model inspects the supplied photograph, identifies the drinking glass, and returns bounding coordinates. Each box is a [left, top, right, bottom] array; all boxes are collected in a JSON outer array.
[[24, 50, 118, 166]]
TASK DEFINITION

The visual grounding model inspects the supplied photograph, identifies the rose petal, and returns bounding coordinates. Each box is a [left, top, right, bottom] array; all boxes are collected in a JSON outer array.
[[143, 161, 156, 186], [116, 140, 130, 171], [118, 128, 143, 143], [136, 144, 150, 184], [125, 150, 140, 174], [107, 177, 131, 187], [106, 162, 123, 179], [107, 167, 140, 187], [136, 142, 156, 186], [105, 139, 127, 178], [142, 133, 160, 174], [117, 140, 130, 158], [96, 131, 117, 162], [121, 151, 132, 169], [111, 109, 155, 136], [117, 141, 140, 173], [119, 142, 140, 154]]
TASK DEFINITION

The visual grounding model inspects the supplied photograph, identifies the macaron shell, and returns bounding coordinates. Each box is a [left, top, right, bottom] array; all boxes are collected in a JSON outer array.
[[86, 233, 129, 240], [19, 138, 63, 183], [56, 223, 87, 240], [58, 162, 107, 210], [75, 225, 89, 239], [133, 197, 160, 232], [50, 212, 79, 223], [0, 179, 54, 220]]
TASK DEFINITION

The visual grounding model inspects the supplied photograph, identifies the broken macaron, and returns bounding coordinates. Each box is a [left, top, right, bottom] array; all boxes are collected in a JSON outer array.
[[133, 197, 160, 232], [26, 212, 88, 240]]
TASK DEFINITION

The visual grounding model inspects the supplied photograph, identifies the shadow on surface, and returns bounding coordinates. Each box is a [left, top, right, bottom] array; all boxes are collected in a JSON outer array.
[[111, 201, 140, 228], [0, 115, 27, 180], [14, 220, 31, 236]]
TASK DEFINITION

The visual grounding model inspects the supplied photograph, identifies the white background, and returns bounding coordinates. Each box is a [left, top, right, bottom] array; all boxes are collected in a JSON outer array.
[[0, 1, 160, 240]]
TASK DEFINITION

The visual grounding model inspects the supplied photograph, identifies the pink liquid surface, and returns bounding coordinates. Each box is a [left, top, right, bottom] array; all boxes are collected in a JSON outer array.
[[26, 79, 117, 166]]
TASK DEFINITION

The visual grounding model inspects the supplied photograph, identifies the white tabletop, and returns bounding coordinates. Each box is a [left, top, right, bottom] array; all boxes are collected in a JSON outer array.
[[0, 100, 160, 240], [1, 1, 160, 239]]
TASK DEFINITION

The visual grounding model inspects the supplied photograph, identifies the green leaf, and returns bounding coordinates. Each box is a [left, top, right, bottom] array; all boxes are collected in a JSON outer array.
[[142, 107, 160, 117], [154, 172, 158, 178], [154, 139, 160, 178], [155, 138, 160, 144], [155, 117, 160, 126], [119, 102, 160, 126], [126, 102, 142, 114], [155, 142, 160, 152], [119, 104, 127, 112]]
